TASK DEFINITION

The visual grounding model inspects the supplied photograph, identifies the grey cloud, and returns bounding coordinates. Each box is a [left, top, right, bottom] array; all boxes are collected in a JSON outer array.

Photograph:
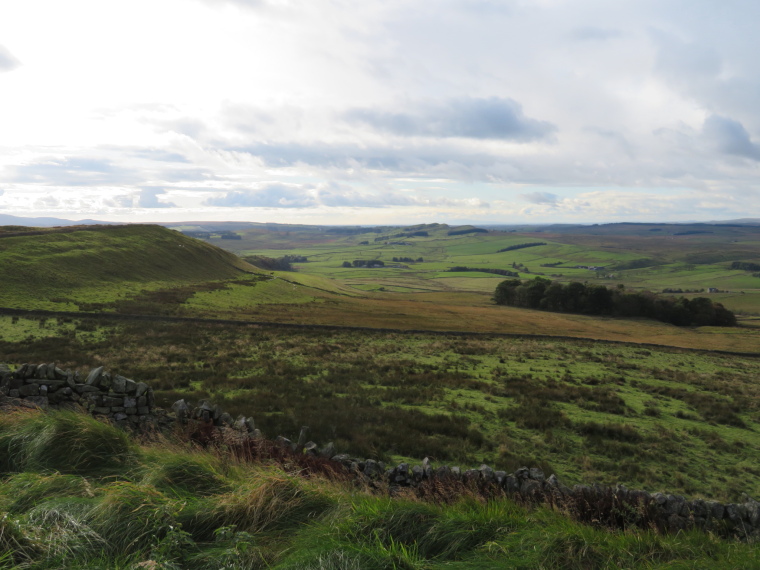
[[346, 97, 556, 141], [520, 191, 559, 205], [569, 27, 622, 41], [131, 149, 190, 163], [703, 115, 760, 161], [317, 183, 421, 208], [205, 184, 317, 208], [9, 157, 141, 186], [0, 45, 20, 72], [138, 188, 177, 208], [653, 32, 722, 89], [35, 196, 59, 208]]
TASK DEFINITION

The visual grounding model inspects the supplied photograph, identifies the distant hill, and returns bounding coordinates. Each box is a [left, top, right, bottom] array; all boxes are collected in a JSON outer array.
[[0, 213, 116, 227]]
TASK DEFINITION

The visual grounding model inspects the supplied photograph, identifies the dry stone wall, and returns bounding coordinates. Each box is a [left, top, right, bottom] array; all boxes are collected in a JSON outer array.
[[2, 362, 760, 539], [0, 362, 163, 429]]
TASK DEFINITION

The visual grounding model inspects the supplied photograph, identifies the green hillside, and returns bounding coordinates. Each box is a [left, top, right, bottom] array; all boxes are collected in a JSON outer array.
[[0, 225, 259, 311]]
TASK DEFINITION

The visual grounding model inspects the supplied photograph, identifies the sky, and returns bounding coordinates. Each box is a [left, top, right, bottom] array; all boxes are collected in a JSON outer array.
[[1, 0, 759, 225]]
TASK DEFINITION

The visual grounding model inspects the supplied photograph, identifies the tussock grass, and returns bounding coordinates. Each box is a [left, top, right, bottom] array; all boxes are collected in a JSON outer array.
[[140, 449, 229, 497], [186, 469, 337, 540], [0, 410, 137, 476], [0, 410, 759, 568], [1, 472, 94, 513], [89, 481, 179, 554]]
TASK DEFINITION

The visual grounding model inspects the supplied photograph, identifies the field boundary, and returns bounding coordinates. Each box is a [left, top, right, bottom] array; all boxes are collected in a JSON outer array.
[[2, 306, 758, 358]]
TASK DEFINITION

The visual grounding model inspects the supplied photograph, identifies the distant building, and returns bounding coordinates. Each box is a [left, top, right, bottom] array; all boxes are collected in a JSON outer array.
[[708, 287, 718, 293]]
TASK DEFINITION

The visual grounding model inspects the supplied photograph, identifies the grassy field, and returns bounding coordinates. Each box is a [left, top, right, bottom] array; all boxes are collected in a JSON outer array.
[[3, 316, 760, 502], [197, 221, 760, 317]]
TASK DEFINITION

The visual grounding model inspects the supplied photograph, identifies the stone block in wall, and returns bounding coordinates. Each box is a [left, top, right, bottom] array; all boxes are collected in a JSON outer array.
[[135, 382, 149, 397], [125, 407, 137, 415], [93, 407, 111, 414], [319, 442, 335, 458], [24, 396, 48, 409], [34, 364, 48, 379], [24, 364, 37, 379], [54, 367, 66, 379], [137, 406, 150, 415], [529, 468, 545, 481], [125, 378, 137, 394], [85, 366, 104, 386], [171, 399, 190, 420], [46, 364, 56, 380], [17, 383, 40, 397], [123, 397, 137, 408], [111, 407, 125, 413], [111, 375, 127, 393], [137, 396, 147, 407]]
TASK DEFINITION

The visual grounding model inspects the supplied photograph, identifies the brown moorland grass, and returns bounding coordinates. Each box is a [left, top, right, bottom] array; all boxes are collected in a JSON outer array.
[[195, 291, 760, 353]]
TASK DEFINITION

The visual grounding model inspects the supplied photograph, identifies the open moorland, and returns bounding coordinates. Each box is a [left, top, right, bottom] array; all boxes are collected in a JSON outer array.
[[3, 221, 760, 567], [2, 222, 760, 352], [3, 314, 760, 503]]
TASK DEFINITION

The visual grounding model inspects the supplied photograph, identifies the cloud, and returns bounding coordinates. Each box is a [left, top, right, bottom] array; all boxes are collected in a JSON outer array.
[[34, 196, 59, 208], [569, 27, 622, 41], [703, 115, 760, 161], [520, 191, 559, 205], [9, 157, 141, 186], [0, 45, 20, 72], [346, 97, 556, 141], [137, 188, 177, 208], [205, 184, 318, 208], [316, 183, 430, 208]]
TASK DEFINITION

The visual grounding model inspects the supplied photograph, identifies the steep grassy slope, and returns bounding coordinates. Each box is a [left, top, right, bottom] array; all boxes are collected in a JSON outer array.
[[0, 225, 259, 310]]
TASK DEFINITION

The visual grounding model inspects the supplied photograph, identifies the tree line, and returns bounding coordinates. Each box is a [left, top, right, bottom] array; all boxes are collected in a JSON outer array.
[[493, 278, 736, 327], [448, 266, 519, 277], [496, 242, 546, 253]]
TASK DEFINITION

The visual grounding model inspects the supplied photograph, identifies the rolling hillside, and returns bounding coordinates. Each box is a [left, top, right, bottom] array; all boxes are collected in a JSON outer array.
[[0, 225, 259, 311]]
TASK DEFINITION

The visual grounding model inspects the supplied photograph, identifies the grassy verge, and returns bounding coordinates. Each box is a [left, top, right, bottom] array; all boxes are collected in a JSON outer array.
[[0, 409, 759, 569]]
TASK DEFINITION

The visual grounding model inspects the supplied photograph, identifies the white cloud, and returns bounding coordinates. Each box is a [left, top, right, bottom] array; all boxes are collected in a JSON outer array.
[[0, 44, 20, 72], [1, 0, 760, 223]]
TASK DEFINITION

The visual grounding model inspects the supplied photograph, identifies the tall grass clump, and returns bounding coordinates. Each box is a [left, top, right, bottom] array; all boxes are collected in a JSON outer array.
[[88, 481, 180, 555], [140, 448, 229, 497], [185, 468, 337, 541], [0, 410, 137, 476], [278, 496, 522, 568], [0, 513, 38, 567], [2, 472, 94, 513]]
